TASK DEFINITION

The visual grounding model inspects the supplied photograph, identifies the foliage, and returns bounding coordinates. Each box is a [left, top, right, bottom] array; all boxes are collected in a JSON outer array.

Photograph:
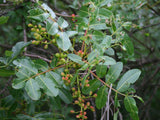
[[1, 0, 159, 120]]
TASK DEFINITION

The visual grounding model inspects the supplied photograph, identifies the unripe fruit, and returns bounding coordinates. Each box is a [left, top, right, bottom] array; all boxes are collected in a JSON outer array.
[[61, 72, 65, 76], [52, 39, 56, 43], [55, 53, 60, 57], [44, 44, 48, 49], [60, 58, 66, 63], [72, 87, 76, 91], [38, 24, 41, 28], [41, 28, 46, 32], [64, 69, 69, 72], [28, 23, 33, 27], [93, 93, 97, 98]]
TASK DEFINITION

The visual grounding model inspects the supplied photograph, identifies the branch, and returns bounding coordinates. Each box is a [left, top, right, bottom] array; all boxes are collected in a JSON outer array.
[[132, 22, 160, 33], [24, 53, 51, 62], [147, 4, 160, 16], [0, 76, 12, 95], [0, 44, 12, 49]]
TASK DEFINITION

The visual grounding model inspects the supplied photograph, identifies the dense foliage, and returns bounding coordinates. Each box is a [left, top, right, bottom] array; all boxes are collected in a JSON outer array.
[[0, 0, 160, 120]]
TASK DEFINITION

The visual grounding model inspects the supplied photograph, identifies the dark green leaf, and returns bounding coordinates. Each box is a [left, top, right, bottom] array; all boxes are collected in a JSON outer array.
[[96, 65, 107, 78], [34, 59, 48, 72], [0, 69, 15, 77], [124, 96, 139, 120], [96, 86, 108, 109], [0, 16, 9, 24], [98, 8, 112, 19], [122, 34, 134, 55], [59, 88, 73, 104]]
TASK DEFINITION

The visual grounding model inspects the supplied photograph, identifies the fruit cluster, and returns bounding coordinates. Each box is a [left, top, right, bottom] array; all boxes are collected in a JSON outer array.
[[28, 23, 59, 49], [70, 86, 97, 120]]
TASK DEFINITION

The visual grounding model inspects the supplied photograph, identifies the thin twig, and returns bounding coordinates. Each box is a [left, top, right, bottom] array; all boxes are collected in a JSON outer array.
[[90, 71, 126, 97], [24, 53, 51, 62], [100, 84, 112, 120], [23, 20, 27, 53]]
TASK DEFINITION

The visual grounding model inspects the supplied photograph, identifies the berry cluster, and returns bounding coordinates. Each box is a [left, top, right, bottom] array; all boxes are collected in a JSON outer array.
[[28, 23, 59, 49], [70, 86, 97, 120], [55, 53, 67, 66]]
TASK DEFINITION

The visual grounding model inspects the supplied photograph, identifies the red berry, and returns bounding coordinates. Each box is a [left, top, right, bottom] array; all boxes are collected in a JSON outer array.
[[72, 14, 75, 17], [70, 110, 75, 113]]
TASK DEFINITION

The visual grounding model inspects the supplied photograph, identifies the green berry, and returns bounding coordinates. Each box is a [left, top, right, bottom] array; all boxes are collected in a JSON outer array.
[[44, 44, 48, 49], [55, 53, 60, 57]]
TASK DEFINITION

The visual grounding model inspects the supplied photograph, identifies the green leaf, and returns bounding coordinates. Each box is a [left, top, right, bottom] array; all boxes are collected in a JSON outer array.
[[78, 6, 89, 17], [34, 59, 48, 72], [41, 3, 56, 18], [12, 78, 26, 89], [105, 62, 123, 83], [124, 96, 139, 120], [57, 17, 68, 29], [122, 34, 134, 55], [92, 30, 105, 42], [46, 19, 58, 35], [59, 88, 73, 104], [35, 75, 59, 97], [89, 21, 107, 30], [56, 32, 72, 51], [25, 79, 41, 100], [0, 16, 9, 24], [99, 56, 116, 66], [82, 79, 101, 94], [67, 54, 84, 65], [12, 42, 31, 58], [87, 50, 99, 63], [46, 71, 62, 86], [0, 69, 15, 77], [96, 65, 107, 78], [98, 8, 112, 19], [66, 31, 78, 37], [96, 86, 108, 109], [28, 8, 49, 22], [101, 35, 112, 49], [116, 69, 141, 92], [97, 0, 113, 7], [105, 48, 115, 56]]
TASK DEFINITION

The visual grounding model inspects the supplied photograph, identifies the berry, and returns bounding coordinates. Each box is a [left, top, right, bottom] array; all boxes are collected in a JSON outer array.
[[28, 23, 33, 27], [55, 53, 60, 57], [44, 44, 48, 49], [70, 110, 75, 113]]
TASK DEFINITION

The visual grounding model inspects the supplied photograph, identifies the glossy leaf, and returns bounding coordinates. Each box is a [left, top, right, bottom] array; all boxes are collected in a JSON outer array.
[[96, 86, 108, 109], [41, 3, 56, 18], [46, 19, 58, 35], [105, 62, 123, 83], [82, 79, 101, 95], [124, 96, 139, 120], [68, 54, 84, 65], [28, 8, 49, 22], [116, 69, 141, 92], [25, 79, 41, 100], [57, 17, 68, 29], [56, 32, 72, 51], [96, 65, 107, 78]]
